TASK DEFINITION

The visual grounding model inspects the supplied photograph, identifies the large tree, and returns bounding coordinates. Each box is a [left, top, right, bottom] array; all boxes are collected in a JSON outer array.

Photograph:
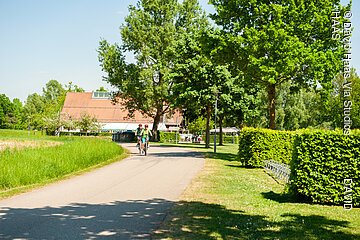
[[99, 0, 185, 140], [0, 94, 25, 129], [210, 0, 346, 129], [23, 93, 46, 130], [171, 24, 239, 147]]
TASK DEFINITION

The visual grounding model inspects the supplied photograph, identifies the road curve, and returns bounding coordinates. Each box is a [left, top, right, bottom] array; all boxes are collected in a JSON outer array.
[[0, 143, 204, 239]]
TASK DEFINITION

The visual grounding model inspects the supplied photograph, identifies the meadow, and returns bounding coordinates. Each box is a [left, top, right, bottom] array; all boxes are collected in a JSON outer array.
[[0, 129, 126, 198]]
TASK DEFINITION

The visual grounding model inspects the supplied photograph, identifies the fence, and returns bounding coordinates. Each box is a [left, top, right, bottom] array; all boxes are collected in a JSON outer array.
[[112, 131, 135, 142], [264, 160, 291, 183]]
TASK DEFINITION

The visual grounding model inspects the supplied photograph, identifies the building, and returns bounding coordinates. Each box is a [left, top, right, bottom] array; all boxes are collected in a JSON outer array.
[[60, 92, 182, 132]]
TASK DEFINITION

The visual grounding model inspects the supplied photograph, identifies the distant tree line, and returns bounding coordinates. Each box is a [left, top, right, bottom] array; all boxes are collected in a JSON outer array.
[[0, 80, 105, 135]]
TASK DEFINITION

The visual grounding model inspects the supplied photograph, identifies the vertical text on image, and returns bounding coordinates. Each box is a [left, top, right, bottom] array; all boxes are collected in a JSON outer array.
[[332, 9, 353, 135]]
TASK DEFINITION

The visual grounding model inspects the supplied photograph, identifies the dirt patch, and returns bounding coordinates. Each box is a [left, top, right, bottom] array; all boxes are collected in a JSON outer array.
[[0, 140, 62, 151]]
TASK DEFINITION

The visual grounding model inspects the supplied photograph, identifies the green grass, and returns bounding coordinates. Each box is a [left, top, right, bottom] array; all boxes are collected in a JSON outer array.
[[153, 143, 360, 240], [0, 129, 44, 139], [0, 130, 127, 198]]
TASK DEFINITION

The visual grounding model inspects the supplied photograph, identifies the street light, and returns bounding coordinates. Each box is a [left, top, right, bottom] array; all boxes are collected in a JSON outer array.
[[175, 116, 178, 144], [214, 91, 218, 153]]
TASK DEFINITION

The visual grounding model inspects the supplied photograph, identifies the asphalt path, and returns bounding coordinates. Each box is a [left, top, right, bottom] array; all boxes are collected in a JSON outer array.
[[0, 143, 204, 239]]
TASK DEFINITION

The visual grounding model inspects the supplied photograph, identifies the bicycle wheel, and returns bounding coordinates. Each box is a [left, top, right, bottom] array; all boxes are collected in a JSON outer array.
[[144, 142, 148, 156]]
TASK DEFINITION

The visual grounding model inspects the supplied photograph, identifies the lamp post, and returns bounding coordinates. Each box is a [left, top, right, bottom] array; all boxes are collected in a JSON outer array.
[[175, 116, 178, 144], [214, 92, 218, 153]]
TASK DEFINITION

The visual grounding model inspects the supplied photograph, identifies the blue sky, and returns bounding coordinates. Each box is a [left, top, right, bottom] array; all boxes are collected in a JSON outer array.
[[0, 0, 357, 102]]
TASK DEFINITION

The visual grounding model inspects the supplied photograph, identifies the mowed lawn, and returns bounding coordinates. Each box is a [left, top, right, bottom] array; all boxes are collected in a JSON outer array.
[[153, 143, 360, 240], [0, 129, 127, 198]]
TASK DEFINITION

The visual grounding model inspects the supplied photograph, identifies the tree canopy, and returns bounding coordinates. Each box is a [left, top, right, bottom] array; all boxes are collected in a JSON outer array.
[[210, 0, 346, 129], [98, 0, 208, 140]]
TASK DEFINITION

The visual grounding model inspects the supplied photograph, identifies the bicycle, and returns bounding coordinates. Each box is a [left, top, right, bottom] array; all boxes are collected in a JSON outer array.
[[136, 136, 142, 154], [140, 140, 148, 156]]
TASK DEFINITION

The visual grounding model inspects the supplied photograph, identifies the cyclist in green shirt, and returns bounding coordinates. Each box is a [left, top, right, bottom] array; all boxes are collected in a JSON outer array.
[[140, 124, 152, 146]]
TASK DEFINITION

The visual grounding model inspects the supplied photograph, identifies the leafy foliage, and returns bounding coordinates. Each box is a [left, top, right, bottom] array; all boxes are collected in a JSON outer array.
[[22, 80, 85, 133], [98, 0, 200, 140], [238, 127, 294, 167], [77, 113, 101, 133], [187, 117, 213, 135], [0, 94, 24, 129], [290, 130, 360, 206], [210, 0, 346, 129], [238, 127, 360, 206], [159, 131, 179, 143]]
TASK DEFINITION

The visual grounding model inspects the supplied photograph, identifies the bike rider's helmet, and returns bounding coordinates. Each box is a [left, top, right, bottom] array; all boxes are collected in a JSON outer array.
[[138, 124, 142, 127], [145, 124, 148, 128]]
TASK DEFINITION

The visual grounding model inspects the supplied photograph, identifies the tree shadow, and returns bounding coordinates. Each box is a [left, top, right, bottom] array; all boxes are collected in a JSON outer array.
[[149, 151, 205, 159], [154, 201, 360, 240], [0, 199, 173, 239], [158, 143, 206, 149], [1, 199, 358, 240], [207, 152, 239, 162]]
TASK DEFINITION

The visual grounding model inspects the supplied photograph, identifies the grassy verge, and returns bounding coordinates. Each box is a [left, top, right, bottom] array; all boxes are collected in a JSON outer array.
[[0, 129, 44, 139], [153, 143, 360, 240], [0, 130, 128, 199]]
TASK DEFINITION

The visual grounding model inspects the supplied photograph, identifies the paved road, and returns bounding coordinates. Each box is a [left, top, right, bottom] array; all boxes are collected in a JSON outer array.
[[0, 143, 204, 239]]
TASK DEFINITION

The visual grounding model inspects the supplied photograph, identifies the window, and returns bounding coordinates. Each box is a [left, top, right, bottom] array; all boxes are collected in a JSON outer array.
[[92, 91, 110, 99]]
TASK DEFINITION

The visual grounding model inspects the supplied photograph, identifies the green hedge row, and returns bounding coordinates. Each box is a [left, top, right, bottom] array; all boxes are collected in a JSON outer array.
[[159, 132, 179, 143], [60, 132, 112, 137], [290, 131, 360, 206], [210, 135, 239, 144], [238, 127, 360, 206], [238, 128, 294, 167]]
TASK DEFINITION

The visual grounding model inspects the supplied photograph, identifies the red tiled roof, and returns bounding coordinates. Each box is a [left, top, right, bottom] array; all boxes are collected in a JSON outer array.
[[61, 92, 181, 124]]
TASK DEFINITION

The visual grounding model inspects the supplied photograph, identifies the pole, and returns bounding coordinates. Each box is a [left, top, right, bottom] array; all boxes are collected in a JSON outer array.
[[176, 117, 178, 144], [214, 94, 217, 153]]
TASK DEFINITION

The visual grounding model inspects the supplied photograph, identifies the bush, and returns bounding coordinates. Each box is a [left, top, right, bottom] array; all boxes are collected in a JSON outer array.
[[238, 127, 294, 167], [290, 130, 360, 206], [210, 135, 239, 144], [159, 132, 179, 143]]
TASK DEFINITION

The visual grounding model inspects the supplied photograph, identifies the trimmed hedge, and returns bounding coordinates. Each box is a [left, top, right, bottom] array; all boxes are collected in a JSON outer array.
[[60, 132, 112, 137], [290, 131, 360, 206], [210, 135, 239, 144], [238, 127, 294, 167], [159, 132, 179, 143], [238, 127, 360, 206]]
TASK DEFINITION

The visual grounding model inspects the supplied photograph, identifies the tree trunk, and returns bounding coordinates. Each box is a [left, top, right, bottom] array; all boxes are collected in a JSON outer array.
[[152, 109, 162, 141], [205, 104, 211, 148], [268, 84, 276, 129], [219, 115, 224, 146]]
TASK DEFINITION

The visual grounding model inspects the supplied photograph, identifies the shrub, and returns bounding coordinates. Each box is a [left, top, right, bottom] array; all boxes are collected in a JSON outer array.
[[238, 127, 294, 167], [159, 132, 179, 143], [290, 130, 360, 206], [210, 135, 239, 144]]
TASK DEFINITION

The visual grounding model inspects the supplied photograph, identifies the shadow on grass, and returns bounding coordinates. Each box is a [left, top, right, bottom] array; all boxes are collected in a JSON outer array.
[[206, 152, 239, 162], [261, 190, 299, 204], [154, 201, 359, 240]]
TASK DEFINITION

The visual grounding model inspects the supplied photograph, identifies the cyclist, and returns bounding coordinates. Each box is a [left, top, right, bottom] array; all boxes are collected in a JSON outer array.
[[140, 124, 152, 149], [135, 124, 143, 147]]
